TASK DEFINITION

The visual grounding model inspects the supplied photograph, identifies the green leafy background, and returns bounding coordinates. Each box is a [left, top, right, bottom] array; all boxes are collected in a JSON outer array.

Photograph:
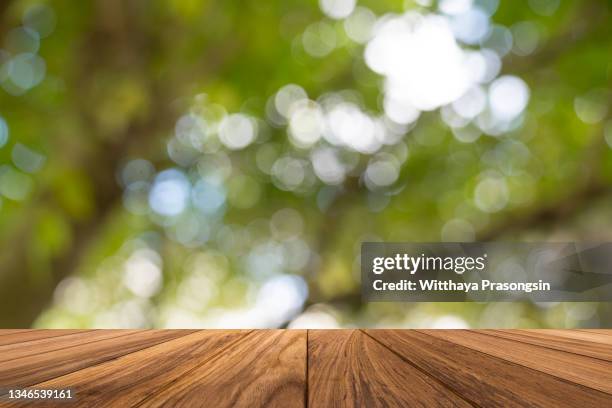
[[0, 0, 610, 328]]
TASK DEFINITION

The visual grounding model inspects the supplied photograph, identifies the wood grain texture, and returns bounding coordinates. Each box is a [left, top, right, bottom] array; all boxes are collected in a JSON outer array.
[[420, 329, 612, 393], [483, 329, 612, 360], [138, 330, 306, 408], [0, 330, 129, 363], [0, 331, 78, 346], [308, 330, 471, 407], [0, 330, 194, 388], [0, 329, 610, 407], [2, 330, 250, 408], [576, 329, 612, 335], [366, 329, 612, 407]]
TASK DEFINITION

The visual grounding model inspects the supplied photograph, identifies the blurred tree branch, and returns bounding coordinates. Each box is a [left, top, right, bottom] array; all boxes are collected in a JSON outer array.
[[504, 0, 610, 74], [478, 182, 611, 241], [305, 175, 361, 302], [479, 0, 612, 238], [478, 120, 612, 240], [0, 0, 169, 327], [0, 0, 13, 35], [0, 0, 10, 15], [0, 0, 240, 327]]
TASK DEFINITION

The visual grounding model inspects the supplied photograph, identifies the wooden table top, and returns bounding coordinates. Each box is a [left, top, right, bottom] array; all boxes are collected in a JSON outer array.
[[0, 329, 611, 407]]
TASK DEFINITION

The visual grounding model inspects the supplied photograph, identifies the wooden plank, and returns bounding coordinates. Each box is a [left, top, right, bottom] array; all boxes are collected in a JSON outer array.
[[0, 330, 125, 362], [576, 329, 612, 336], [537, 330, 612, 344], [0, 330, 93, 347], [0, 330, 194, 388], [1, 330, 250, 408], [366, 330, 612, 407], [421, 329, 612, 394], [308, 330, 471, 407], [138, 330, 306, 408], [521, 330, 612, 344], [0, 329, 609, 406], [481, 329, 612, 361], [0, 330, 30, 337]]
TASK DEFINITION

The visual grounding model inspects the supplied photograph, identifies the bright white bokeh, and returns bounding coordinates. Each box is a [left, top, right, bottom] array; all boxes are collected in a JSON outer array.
[[319, 0, 356, 20], [450, 7, 490, 44], [488, 75, 530, 121], [326, 102, 381, 153], [190, 274, 309, 328], [366, 13, 473, 111], [123, 249, 163, 298], [439, 0, 473, 15], [218, 113, 257, 150], [274, 84, 307, 120], [289, 100, 325, 147], [311, 147, 347, 185], [149, 169, 190, 216], [431, 315, 470, 328], [384, 96, 420, 125], [452, 85, 487, 119]]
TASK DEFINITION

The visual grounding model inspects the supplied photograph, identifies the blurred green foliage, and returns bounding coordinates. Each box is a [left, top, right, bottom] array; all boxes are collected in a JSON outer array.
[[0, 0, 611, 329]]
